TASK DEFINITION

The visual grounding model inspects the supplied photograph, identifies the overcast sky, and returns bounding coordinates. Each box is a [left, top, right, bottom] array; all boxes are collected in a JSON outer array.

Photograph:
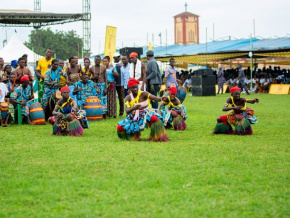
[[1, 0, 290, 55]]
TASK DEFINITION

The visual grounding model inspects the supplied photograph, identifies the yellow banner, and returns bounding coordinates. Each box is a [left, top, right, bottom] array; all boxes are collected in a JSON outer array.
[[148, 42, 152, 50], [269, 84, 290, 94], [104, 26, 117, 63]]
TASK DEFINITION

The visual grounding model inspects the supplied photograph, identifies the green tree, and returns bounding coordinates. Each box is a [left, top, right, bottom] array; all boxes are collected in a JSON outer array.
[[24, 28, 88, 60]]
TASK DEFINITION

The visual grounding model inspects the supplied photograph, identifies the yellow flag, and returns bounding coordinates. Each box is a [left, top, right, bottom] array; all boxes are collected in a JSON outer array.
[[104, 26, 117, 63], [148, 42, 152, 50]]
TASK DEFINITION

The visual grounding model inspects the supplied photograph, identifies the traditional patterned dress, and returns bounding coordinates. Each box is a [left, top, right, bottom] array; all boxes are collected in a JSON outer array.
[[213, 97, 258, 135], [96, 82, 107, 114], [117, 91, 168, 141], [10, 85, 34, 116], [42, 67, 65, 108], [80, 68, 92, 77], [74, 80, 96, 109], [59, 68, 67, 88], [164, 65, 178, 88], [106, 68, 117, 117], [50, 97, 87, 136], [4, 79, 16, 123], [160, 96, 188, 129]]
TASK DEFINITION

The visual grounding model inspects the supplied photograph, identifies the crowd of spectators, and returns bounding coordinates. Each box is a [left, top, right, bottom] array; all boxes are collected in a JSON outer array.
[[215, 66, 290, 93]]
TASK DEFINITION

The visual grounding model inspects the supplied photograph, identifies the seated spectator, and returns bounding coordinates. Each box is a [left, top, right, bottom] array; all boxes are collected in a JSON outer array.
[[183, 75, 192, 91], [284, 74, 290, 84], [229, 76, 237, 88], [245, 75, 252, 90], [252, 75, 259, 93]]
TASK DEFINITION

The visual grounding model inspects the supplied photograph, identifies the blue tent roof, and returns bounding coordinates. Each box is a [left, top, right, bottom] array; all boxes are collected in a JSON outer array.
[[142, 37, 290, 57], [91, 37, 290, 59]]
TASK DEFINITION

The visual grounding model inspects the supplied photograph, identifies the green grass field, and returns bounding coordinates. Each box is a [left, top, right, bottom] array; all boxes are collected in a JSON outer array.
[[0, 93, 289, 217]]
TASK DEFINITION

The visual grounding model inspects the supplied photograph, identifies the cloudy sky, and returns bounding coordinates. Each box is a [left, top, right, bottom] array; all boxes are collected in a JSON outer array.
[[1, 0, 290, 55]]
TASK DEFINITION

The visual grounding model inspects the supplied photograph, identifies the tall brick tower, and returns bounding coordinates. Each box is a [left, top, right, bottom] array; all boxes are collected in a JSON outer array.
[[174, 3, 199, 45]]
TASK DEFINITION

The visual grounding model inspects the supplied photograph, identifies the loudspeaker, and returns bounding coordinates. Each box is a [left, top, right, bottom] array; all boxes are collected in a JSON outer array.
[[191, 75, 216, 87], [119, 47, 143, 58], [193, 68, 213, 76], [192, 86, 216, 96]]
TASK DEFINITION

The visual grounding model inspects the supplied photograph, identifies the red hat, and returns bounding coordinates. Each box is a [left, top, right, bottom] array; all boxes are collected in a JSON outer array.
[[128, 78, 140, 88], [83, 57, 90, 62], [129, 52, 138, 58], [60, 86, 70, 93], [20, 76, 29, 82], [168, 87, 177, 95], [230, 86, 241, 94]]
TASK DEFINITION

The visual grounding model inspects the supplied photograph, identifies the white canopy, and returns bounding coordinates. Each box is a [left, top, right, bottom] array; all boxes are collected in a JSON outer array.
[[0, 34, 43, 65]]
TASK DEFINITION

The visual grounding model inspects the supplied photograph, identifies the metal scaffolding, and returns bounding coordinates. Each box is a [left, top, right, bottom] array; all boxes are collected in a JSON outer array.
[[34, 0, 41, 28], [34, 0, 41, 11], [82, 0, 91, 56]]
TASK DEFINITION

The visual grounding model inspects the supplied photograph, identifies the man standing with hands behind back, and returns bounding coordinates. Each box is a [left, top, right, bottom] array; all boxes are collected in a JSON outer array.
[[146, 50, 162, 109], [36, 48, 53, 103]]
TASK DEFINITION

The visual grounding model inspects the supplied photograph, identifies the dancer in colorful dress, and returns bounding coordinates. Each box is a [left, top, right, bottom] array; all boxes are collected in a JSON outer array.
[[213, 87, 259, 135], [117, 78, 168, 142], [158, 87, 188, 130], [49, 87, 85, 136]]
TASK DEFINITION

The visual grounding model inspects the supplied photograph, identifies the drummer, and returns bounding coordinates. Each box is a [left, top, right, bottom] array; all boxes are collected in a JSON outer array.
[[10, 76, 35, 125], [73, 74, 97, 109], [42, 59, 68, 114]]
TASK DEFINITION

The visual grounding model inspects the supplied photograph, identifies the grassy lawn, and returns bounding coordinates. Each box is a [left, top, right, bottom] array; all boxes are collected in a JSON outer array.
[[0, 93, 289, 217]]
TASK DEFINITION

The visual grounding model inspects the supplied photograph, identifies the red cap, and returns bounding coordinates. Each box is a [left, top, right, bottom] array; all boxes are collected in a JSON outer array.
[[60, 86, 70, 93], [83, 57, 90, 62], [168, 87, 177, 95], [149, 115, 159, 124], [129, 52, 138, 58], [230, 86, 241, 94], [128, 78, 140, 88], [20, 76, 29, 82]]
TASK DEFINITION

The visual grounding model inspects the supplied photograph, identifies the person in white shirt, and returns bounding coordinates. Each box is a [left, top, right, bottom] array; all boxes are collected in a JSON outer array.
[[229, 76, 237, 88], [183, 75, 192, 90], [0, 78, 11, 127]]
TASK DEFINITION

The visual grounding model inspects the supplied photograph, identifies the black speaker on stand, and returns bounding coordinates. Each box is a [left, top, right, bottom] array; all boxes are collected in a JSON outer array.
[[119, 47, 143, 59], [191, 69, 216, 96]]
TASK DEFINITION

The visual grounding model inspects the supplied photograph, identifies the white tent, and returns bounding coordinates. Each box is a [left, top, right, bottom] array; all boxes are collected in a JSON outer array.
[[0, 34, 43, 65]]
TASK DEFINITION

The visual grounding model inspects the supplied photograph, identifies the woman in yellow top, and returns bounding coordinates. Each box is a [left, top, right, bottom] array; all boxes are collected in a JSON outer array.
[[213, 86, 259, 135], [117, 78, 168, 142], [80, 57, 93, 78], [158, 87, 187, 130], [59, 60, 68, 88]]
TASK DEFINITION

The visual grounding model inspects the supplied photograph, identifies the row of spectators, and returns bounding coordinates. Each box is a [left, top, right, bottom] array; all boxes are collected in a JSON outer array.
[[214, 66, 290, 93]]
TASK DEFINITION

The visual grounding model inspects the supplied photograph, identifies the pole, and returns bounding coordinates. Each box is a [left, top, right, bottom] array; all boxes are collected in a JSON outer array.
[[250, 33, 253, 91], [78, 43, 79, 58], [253, 19, 255, 38], [195, 42, 198, 66], [206, 27, 208, 53], [166, 29, 168, 54], [99, 40, 101, 54], [213, 23, 214, 42]]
